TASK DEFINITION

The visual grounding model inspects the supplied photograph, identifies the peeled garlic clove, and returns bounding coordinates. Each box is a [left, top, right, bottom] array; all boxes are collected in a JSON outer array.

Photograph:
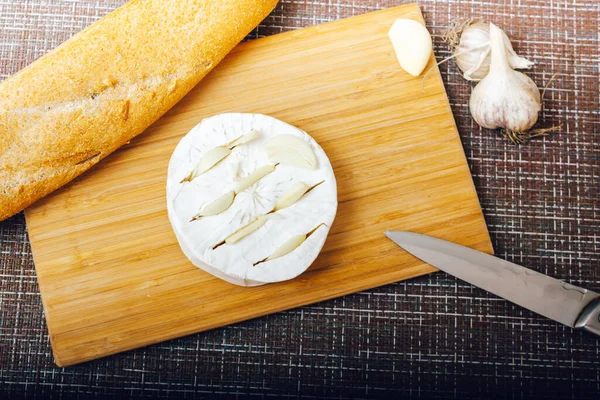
[[182, 146, 231, 182], [266, 234, 307, 261], [197, 191, 234, 217], [388, 18, 432, 77], [469, 23, 541, 133], [228, 128, 260, 149], [265, 135, 317, 169], [275, 182, 310, 211], [234, 164, 276, 193], [225, 216, 268, 245]]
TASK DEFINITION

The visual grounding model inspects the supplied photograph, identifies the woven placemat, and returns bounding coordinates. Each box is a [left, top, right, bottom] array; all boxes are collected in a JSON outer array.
[[1, 0, 599, 398]]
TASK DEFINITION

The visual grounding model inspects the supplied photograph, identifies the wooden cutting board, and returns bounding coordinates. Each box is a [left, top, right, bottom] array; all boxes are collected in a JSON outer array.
[[25, 4, 493, 367]]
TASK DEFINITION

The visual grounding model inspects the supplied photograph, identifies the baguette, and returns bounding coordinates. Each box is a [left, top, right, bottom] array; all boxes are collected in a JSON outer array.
[[0, 0, 279, 221]]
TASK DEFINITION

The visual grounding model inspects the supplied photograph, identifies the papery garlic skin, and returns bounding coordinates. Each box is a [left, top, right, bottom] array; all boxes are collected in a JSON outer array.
[[455, 22, 491, 81], [469, 23, 541, 133], [455, 22, 534, 81]]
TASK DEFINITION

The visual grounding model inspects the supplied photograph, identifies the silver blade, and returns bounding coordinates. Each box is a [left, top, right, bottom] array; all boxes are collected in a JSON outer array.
[[385, 231, 599, 327]]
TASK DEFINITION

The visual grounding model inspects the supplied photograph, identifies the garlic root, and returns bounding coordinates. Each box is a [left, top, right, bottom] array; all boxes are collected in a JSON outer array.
[[443, 18, 482, 48], [502, 125, 562, 145]]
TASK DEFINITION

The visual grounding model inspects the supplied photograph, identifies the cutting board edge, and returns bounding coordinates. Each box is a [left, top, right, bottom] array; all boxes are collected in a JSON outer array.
[[24, 211, 62, 366], [428, 86, 494, 256], [49, 231, 494, 367], [52, 261, 440, 367], [245, 2, 423, 43]]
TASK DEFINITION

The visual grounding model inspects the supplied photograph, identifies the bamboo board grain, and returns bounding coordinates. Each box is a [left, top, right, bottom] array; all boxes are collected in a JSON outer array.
[[25, 4, 493, 367]]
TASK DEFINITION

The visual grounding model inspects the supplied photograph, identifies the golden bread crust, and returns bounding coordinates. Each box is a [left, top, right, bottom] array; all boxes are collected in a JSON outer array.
[[0, 0, 279, 221]]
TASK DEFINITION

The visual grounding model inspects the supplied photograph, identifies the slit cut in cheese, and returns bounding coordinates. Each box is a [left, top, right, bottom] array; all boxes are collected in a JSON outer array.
[[166, 113, 338, 286]]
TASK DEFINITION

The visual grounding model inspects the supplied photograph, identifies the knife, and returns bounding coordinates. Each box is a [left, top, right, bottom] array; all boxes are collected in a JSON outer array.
[[385, 230, 600, 336]]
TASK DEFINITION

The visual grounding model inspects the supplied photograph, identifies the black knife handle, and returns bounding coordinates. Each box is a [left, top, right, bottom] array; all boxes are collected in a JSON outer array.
[[574, 297, 600, 337]]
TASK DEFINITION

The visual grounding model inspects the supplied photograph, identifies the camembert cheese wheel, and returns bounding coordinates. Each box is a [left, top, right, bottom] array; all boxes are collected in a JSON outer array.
[[166, 113, 337, 286]]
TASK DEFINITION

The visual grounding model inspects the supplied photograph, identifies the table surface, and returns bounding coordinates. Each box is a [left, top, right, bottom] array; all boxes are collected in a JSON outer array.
[[1, 0, 598, 398]]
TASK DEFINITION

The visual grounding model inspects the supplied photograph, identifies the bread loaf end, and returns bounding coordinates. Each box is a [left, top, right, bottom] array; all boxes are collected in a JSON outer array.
[[0, 0, 279, 221]]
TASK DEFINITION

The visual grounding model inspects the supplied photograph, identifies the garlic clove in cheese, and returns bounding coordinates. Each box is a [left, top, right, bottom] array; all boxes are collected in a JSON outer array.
[[266, 234, 306, 260], [234, 164, 276, 194], [195, 190, 235, 218], [225, 215, 268, 245], [265, 134, 318, 169], [388, 18, 433, 77], [274, 182, 310, 211], [181, 146, 231, 182], [246, 224, 330, 285], [228, 128, 260, 148], [166, 113, 337, 287]]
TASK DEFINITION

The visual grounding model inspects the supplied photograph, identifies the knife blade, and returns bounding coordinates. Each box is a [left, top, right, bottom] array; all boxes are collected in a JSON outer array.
[[385, 230, 600, 336]]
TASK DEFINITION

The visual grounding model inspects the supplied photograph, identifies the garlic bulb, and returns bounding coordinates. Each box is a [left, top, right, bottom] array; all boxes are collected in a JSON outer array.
[[469, 23, 541, 133], [451, 21, 534, 81]]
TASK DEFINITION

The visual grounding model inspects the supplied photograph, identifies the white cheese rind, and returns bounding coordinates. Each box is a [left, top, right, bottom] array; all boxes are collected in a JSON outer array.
[[166, 113, 337, 286]]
